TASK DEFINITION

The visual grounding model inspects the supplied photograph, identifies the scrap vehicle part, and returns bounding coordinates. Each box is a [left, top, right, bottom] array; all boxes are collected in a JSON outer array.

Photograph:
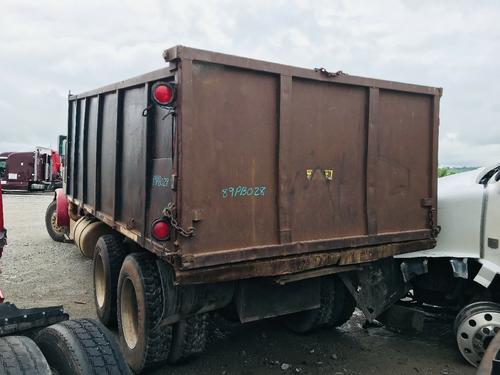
[[454, 301, 500, 367], [0, 303, 68, 336], [340, 258, 408, 321]]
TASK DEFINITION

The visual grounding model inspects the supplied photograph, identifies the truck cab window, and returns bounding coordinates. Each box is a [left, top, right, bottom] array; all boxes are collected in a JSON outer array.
[[0, 160, 5, 178]]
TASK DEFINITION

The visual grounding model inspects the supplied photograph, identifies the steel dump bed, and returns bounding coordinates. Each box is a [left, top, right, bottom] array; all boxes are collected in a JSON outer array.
[[66, 46, 441, 283]]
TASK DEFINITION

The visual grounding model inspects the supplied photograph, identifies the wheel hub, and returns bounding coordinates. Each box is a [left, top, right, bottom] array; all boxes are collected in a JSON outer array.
[[50, 212, 64, 235], [456, 309, 500, 366], [94, 253, 106, 309], [121, 277, 139, 350]]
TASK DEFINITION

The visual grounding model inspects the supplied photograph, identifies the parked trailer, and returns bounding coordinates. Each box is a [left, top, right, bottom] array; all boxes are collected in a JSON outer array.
[[0, 185, 130, 374], [51, 46, 441, 372]]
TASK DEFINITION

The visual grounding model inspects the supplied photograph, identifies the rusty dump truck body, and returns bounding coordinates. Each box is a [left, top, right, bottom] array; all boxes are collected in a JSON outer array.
[[66, 46, 440, 284]]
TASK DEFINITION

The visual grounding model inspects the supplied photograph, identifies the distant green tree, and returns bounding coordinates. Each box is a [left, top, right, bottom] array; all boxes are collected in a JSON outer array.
[[438, 167, 456, 178]]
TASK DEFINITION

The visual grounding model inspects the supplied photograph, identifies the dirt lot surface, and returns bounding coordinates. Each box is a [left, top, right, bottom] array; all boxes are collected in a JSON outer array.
[[0, 194, 475, 375]]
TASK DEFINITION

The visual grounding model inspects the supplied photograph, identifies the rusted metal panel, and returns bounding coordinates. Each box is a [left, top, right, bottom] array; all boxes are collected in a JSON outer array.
[[145, 102, 175, 247], [178, 62, 280, 254], [181, 229, 431, 269], [174, 239, 435, 285], [287, 78, 368, 242], [278, 75, 293, 244], [85, 96, 98, 207], [366, 87, 379, 235], [118, 87, 147, 232], [67, 46, 441, 281], [98, 92, 117, 218], [76, 99, 86, 202], [165, 46, 441, 96], [375, 90, 433, 233], [94, 94, 103, 211]]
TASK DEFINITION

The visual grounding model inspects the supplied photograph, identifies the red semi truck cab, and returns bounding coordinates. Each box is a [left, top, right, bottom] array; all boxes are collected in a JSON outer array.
[[0, 148, 62, 191]]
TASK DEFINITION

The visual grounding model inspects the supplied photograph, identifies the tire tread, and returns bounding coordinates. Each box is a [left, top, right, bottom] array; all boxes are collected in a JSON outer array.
[[0, 336, 51, 375]]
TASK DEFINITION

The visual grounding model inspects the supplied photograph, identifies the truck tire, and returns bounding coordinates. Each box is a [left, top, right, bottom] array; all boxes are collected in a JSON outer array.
[[94, 234, 127, 327], [118, 253, 173, 373], [35, 318, 130, 375], [0, 336, 51, 375], [45, 200, 65, 242], [284, 276, 355, 333], [325, 279, 356, 328], [168, 313, 208, 364]]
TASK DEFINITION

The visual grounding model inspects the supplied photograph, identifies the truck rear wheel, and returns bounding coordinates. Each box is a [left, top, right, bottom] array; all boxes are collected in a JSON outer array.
[[284, 276, 355, 334], [0, 336, 51, 375], [118, 253, 173, 373], [45, 200, 65, 242], [94, 234, 127, 327], [35, 318, 130, 374], [168, 313, 208, 364]]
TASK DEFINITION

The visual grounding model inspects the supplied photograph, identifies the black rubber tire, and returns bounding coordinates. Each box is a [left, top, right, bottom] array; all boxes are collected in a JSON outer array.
[[35, 318, 130, 375], [0, 336, 51, 375], [325, 278, 356, 328], [118, 253, 173, 373], [284, 276, 356, 334], [93, 234, 127, 327], [45, 200, 65, 242], [168, 313, 208, 364]]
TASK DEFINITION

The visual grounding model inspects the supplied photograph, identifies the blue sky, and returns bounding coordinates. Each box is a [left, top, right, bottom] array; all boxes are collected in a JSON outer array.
[[1, 0, 499, 166]]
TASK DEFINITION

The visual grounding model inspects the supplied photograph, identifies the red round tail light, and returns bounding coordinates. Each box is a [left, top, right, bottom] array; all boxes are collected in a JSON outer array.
[[152, 82, 176, 106], [151, 220, 171, 241]]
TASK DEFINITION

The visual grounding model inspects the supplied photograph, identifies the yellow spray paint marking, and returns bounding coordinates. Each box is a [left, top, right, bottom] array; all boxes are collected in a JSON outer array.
[[306, 169, 313, 180], [324, 169, 334, 181]]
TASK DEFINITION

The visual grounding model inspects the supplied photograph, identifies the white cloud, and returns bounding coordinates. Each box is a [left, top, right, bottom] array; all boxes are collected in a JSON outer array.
[[0, 0, 499, 166]]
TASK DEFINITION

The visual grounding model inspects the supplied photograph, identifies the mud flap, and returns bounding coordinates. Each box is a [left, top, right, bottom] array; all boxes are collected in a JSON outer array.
[[340, 258, 409, 322], [235, 278, 321, 323]]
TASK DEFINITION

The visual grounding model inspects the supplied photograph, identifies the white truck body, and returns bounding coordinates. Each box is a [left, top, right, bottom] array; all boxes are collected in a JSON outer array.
[[397, 164, 500, 288]]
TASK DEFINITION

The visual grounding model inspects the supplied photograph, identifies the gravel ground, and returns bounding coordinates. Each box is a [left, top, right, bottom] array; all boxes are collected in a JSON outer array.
[[0, 193, 475, 375]]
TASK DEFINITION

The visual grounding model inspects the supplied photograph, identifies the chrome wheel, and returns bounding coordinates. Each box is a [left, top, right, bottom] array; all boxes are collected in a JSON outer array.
[[455, 302, 500, 367]]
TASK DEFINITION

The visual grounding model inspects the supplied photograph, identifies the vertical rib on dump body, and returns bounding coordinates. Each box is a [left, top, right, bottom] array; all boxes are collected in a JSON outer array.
[[66, 46, 441, 283]]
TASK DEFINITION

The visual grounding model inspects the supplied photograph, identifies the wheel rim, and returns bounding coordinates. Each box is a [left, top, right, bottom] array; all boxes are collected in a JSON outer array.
[[50, 211, 65, 236], [456, 309, 500, 366], [94, 252, 106, 309], [121, 277, 139, 350]]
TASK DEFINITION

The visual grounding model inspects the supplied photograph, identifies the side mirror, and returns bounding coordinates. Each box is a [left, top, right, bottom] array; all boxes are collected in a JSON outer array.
[[477, 164, 500, 185]]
